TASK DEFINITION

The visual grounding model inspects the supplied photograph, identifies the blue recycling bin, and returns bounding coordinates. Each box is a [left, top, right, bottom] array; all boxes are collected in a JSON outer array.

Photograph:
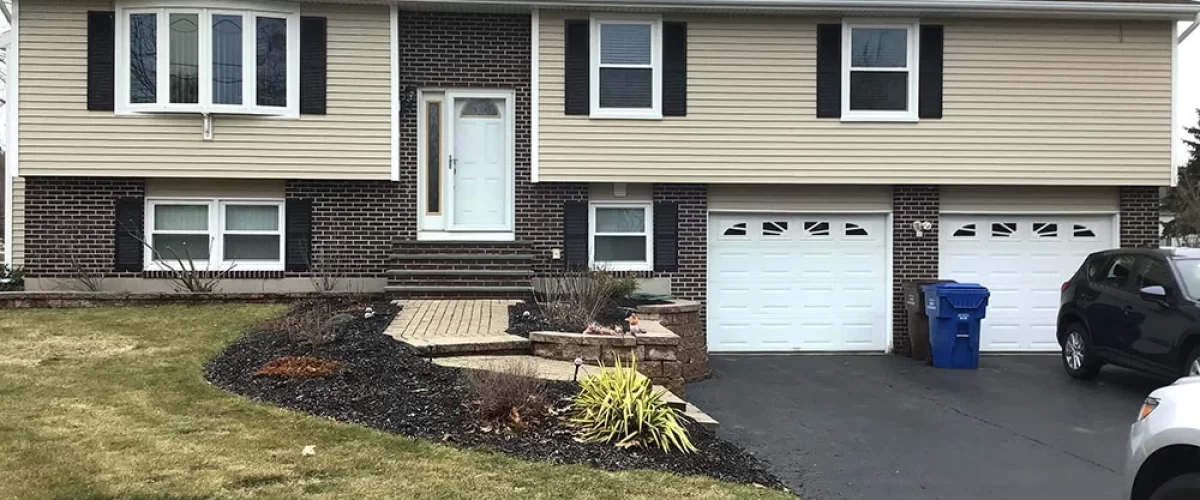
[[921, 283, 990, 369]]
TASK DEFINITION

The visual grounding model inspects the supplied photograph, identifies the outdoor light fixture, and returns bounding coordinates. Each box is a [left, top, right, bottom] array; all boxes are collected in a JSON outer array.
[[912, 220, 933, 237], [573, 357, 583, 382]]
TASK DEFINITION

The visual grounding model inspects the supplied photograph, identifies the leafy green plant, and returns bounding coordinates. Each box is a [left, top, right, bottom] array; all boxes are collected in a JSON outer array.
[[570, 357, 697, 454], [610, 276, 640, 300], [0, 264, 27, 291]]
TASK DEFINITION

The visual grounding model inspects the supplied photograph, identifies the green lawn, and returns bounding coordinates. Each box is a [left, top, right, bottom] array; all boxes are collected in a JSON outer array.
[[0, 305, 790, 500]]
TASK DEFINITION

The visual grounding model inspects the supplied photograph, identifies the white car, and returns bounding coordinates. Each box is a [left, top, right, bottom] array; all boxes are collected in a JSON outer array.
[[1126, 377, 1200, 500]]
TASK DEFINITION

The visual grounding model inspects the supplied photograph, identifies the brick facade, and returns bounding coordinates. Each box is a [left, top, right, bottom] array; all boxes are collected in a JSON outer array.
[[284, 180, 404, 278], [22, 177, 146, 278], [891, 186, 940, 356], [1119, 186, 1161, 248]]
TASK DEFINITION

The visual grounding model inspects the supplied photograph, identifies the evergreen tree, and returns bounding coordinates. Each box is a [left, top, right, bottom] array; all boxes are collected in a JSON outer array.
[[1162, 111, 1200, 246]]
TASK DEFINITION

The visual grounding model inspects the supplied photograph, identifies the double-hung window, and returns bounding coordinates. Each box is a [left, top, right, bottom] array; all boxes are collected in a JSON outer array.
[[590, 16, 662, 119], [842, 22, 918, 121], [589, 204, 653, 271], [148, 199, 285, 270], [118, 4, 300, 116]]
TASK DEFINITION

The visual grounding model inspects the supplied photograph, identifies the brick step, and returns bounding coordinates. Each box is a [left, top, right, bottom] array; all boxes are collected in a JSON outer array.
[[384, 285, 533, 300], [388, 253, 534, 261], [387, 269, 533, 277]]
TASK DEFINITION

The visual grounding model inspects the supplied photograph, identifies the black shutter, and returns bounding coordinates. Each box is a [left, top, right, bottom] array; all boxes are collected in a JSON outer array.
[[87, 11, 116, 111], [285, 198, 313, 272], [564, 20, 590, 116], [816, 24, 841, 119], [653, 203, 679, 272], [918, 25, 945, 119], [114, 198, 144, 272], [663, 22, 688, 117], [299, 17, 328, 115], [563, 201, 588, 270]]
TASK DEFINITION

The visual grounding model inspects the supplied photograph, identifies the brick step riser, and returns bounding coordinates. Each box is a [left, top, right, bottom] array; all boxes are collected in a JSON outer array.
[[387, 280, 533, 288]]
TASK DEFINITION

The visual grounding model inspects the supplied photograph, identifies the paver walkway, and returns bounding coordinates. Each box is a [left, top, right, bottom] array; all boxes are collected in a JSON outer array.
[[385, 299, 530, 355]]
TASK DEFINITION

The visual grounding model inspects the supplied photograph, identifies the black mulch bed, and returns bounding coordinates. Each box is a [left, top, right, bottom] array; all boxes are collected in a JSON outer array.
[[205, 300, 785, 490], [507, 299, 665, 336]]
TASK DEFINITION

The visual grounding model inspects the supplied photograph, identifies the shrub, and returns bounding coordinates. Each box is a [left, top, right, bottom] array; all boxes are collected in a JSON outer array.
[[537, 269, 623, 331], [610, 276, 640, 300], [256, 301, 352, 345], [0, 264, 26, 291], [253, 356, 345, 380], [570, 358, 696, 453], [461, 359, 548, 427]]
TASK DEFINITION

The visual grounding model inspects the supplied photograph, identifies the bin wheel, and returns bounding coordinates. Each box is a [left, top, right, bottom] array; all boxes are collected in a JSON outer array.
[[1062, 323, 1102, 380]]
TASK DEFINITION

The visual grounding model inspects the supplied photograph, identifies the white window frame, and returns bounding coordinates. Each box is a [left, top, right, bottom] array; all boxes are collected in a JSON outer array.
[[589, 15, 663, 120], [589, 202, 654, 272], [841, 20, 920, 122], [115, 1, 301, 117], [145, 198, 286, 271]]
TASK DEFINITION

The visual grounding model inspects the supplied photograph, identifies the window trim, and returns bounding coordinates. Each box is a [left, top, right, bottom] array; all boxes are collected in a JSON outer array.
[[144, 197, 286, 271], [840, 20, 920, 123], [114, 1, 301, 118], [589, 15, 663, 120], [588, 202, 654, 272]]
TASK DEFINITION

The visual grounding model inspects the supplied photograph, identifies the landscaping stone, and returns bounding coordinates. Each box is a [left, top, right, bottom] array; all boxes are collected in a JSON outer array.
[[635, 300, 709, 382]]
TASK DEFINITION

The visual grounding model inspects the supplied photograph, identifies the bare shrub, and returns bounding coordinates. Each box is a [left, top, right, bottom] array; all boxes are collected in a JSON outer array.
[[252, 356, 345, 380], [49, 236, 105, 291], [256, 300, 350, 345], [461, 359, 548, 427], [307, 246, 347, 292], [536, 268, 623, 332], [120, 219, 230, 293]]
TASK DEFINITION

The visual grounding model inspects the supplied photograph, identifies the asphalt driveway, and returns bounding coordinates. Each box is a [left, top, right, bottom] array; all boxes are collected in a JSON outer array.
[[687, 355, 1166, 500]]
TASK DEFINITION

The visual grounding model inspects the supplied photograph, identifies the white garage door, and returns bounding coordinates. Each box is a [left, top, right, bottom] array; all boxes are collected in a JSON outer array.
[[708, 213, 888, 352], [940, 215, 1115, 351]]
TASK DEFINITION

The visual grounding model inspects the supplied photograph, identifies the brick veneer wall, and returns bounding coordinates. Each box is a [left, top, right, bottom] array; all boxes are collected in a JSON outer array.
[[1119, 186, 1161, 248], [652, 184, 709, 380], [892, 186, 940, 356], [22, 177, 146, 278], [285, 180, 404, 278]]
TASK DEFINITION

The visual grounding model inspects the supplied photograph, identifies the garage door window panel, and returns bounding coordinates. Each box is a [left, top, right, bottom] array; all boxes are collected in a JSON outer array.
[[722, 222, 748, 237], [803, 221, 831, 238], [590, 204, 653, 271], [952, 223, 977, 238], [1073, 224, 1097, 238]]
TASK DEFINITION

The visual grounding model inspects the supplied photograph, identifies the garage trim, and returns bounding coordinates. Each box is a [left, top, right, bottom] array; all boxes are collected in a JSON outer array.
[[706, 209, 894, 353]]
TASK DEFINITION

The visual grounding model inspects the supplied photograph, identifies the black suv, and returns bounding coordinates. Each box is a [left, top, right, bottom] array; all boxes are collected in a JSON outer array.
[[1058, 248, 1200, 380]]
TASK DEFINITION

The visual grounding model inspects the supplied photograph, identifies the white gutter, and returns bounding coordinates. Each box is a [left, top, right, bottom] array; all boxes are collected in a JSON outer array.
[[399, 0, 1200, 18], [1181, 12, 1200, 42]]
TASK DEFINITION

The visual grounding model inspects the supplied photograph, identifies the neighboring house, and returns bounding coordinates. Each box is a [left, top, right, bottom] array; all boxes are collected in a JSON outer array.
[[2, 0, 1197, 360]]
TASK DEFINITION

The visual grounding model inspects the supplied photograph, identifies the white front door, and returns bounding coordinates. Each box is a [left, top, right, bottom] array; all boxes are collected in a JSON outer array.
[[448, 94, 510, 231], [708, 213, 889, 352], [940, 215, 1116, 351]]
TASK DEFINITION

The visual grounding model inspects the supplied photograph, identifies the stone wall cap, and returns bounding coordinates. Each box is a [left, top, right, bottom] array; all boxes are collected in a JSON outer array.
[[634, 320, 680, 345], [529, 331, 637, 346], [633, 299, 701, 314]]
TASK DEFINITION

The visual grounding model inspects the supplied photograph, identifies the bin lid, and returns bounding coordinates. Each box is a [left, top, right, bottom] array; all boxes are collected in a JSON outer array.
[[936, 282, 987, 291]]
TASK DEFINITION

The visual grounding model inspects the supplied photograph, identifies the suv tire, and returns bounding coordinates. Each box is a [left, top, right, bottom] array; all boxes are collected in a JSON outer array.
[[1149, 473, 1200, 500], [1184, 347, 1200, 378], [1062, 323, 1102, 380]]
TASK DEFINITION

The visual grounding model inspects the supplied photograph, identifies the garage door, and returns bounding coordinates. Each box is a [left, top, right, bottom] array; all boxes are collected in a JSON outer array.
[[940, 215, 1115, 351], [708, 213, 888, 352]]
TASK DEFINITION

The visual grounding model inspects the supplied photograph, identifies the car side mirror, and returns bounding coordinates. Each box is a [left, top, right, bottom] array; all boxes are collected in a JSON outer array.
[[1140, 285, 1170, 304]]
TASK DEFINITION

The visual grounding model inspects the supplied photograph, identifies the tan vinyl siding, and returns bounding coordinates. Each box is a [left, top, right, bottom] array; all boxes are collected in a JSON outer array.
[[18, 1, 391, 179], [941, 186, 1118, 213], [589, 183, 652, 201], [11, 177, 24, 266], [709, 184, 890, 212], [538, 14, 1173, 186]]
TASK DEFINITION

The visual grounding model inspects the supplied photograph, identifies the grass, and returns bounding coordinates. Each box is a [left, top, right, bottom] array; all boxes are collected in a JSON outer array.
[[0, 305, 791, 500]]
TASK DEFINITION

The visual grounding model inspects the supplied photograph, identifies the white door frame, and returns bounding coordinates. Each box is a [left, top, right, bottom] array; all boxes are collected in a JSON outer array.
[[706, 210, 893, 353], [417, 89, 516, 241]]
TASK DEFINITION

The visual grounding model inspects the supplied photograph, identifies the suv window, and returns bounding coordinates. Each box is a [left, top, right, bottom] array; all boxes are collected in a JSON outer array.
[[1097, 255, 1135, 289], [1132, 257, 1175, 292]]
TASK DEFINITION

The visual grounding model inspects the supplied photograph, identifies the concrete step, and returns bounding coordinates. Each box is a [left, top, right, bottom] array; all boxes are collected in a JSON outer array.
[[388, 253, 534, 261], [387, 269, 533, 277], [384, 285, 533, 297], [394, 335, 532, 357], [654, 385, 688, 411], [683, 402, 720, 431]]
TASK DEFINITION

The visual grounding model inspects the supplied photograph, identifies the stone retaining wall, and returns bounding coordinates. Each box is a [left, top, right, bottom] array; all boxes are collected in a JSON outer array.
[[634, 300, 709, 382], [530, 320, 685, 395]]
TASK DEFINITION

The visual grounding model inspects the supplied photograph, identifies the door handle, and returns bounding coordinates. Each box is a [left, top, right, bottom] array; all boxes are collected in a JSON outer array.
[[1123, 305, 1135, 315], [449, 154, 456, 170]]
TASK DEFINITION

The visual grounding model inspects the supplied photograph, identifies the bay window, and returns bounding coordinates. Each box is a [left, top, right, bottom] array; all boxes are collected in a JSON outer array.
[[118, 5, 299, 116], [589, 204, 653, 271], [148, 199, 285, 270]]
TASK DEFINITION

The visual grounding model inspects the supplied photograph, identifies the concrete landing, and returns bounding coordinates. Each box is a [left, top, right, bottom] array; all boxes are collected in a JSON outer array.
[[385, 299, 530, 356]]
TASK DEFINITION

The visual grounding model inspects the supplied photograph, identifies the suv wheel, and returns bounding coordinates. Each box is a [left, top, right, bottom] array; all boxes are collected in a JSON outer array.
[[1149, 473, 1200, 500], [1184, 347, 1200, 378], [1062, 323, 1102, 380]]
